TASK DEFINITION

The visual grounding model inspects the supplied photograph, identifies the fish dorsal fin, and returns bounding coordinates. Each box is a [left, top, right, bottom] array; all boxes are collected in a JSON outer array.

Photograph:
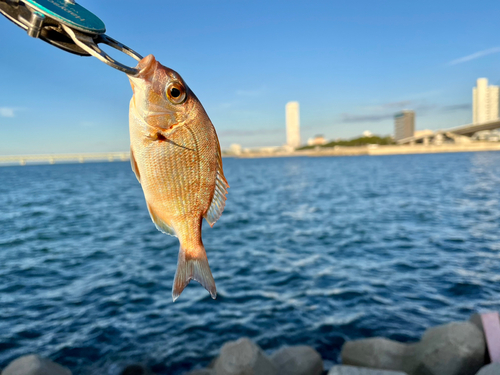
[[130, 147, 141, 183], [204, 138, 229, 227], [147, 201, 177, 237]]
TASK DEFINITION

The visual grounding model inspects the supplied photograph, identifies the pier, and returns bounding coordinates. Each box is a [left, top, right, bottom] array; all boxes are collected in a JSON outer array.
[[0, 152, 130, 166]]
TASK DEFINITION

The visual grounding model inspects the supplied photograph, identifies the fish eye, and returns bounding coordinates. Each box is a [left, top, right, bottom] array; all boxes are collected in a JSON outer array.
[[166, 82, 187, 104]]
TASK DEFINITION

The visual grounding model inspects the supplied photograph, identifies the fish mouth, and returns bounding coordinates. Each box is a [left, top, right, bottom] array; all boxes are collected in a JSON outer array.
[[128, 75, 141, 88], [128, 54, 157, 80]]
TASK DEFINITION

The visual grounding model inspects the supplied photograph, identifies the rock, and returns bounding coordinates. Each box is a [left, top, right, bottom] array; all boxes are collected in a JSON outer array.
[[469, 313, 485, 335], [328, 365, 409, 375], [413, 321, 485, 375], [270, 345, 323, 375], [476, 363, 500, 375], [185, 369, 214, 375], [121, 364, 155, 375], [469, 313, 491, 364], [213, 337, 277, 375], [1, 354, 71, 375], [207, 357, 218, 368], [341, 338, 416, 373]]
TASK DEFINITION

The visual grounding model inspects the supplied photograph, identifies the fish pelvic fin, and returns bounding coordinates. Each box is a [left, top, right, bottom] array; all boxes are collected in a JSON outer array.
[[130, 147, 141, 183], [146, 202, 176, 237], [172, 245, 216, 302]]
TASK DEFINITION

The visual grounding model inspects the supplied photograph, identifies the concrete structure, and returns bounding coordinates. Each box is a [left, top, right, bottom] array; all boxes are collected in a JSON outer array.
[[0, 152, 129, 166], [394, 111, 415, 142], [286, 101, 301, 148], [472, 130, 500, 142], [398, 118, 500, 145], [473, 78, 499, 125], [414, 130, 434, 138], [397, 130, 473, 146]]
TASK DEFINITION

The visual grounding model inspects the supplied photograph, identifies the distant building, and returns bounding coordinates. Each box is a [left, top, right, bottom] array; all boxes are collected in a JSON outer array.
[[229, 143, 242, 155], [286, 101, 301, 148], [307, 135, 327, 146], [394, 110, 415, 142], [473, 78, 499, 124], [362, 130, 373, 137]]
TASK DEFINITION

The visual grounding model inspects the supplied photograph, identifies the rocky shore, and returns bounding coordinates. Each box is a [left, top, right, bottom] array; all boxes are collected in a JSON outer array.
[[2, 313, 499, 375]]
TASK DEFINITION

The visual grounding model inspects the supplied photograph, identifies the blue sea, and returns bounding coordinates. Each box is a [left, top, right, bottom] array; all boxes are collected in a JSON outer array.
[[1, 152, 500, 374]]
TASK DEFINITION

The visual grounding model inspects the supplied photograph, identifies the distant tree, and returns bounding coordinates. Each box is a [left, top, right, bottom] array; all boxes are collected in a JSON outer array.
[[297, 135, 395, 150]]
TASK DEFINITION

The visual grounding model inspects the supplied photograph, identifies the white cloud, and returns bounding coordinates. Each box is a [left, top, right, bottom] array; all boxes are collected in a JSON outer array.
[[0, 107, 16, 118], [448, 47, 500, 65]]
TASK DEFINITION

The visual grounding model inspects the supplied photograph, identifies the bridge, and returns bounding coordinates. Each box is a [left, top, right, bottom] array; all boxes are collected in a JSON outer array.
[[446, 119, 500, 136], [398, 119, 500, 144], [0, 152, 130, 166]]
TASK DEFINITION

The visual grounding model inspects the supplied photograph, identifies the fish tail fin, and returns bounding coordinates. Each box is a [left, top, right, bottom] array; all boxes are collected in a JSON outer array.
[[172, 244, 216, 302]]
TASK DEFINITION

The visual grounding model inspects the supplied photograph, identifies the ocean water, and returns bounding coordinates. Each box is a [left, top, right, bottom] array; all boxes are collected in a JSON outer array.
[[1, 152, 500, 374]]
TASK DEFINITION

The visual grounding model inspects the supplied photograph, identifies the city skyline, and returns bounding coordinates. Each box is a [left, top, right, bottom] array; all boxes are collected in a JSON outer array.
[[1, 1, 499, 154]]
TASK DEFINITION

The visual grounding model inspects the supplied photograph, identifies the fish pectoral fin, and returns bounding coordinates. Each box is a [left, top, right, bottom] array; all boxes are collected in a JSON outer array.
[[146, 202, 177, 237], [172, 246, 216, 302], [130, 147, 141, 183], [204, 137, 230, 227]]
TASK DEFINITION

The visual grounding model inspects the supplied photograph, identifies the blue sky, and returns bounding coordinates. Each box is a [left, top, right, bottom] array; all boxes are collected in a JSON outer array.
[[1, 0, 500, 154]]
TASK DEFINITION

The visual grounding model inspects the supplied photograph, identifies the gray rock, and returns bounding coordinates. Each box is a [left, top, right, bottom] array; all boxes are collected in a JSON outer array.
[[1, 354, 71, 375], [328, 365, 409, 375], [270, 345, 323, 375], [476, 363, 500, 375], [469, 313, 485, 335], [469, 313, 491, 364], [185, 370, 214, 375], [207, 357, 218, 368], [121, 364, 155, 375], [413, 321, 485, 375], [214, 337, 277, 375], [341, 337, 416, 373]]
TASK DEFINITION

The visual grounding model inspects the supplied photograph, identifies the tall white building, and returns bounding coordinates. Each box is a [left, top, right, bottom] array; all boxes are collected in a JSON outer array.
[[473, 78, 499, 124], [286, 101, 300, 148]]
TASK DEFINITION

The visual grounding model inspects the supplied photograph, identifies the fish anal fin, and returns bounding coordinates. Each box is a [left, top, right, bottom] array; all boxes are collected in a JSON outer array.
[[146, 202, 177, 237], [130, 147, 141, 183], [204, 172, 228, 227], [172, 246, 216, 302]]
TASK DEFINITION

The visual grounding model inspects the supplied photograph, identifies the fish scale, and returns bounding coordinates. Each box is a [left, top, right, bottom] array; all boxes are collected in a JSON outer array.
[[128, 55, 229, 301]]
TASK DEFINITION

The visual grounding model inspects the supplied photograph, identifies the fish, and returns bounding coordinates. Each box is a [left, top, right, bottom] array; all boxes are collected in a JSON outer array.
[[127, 54, 229, 302]]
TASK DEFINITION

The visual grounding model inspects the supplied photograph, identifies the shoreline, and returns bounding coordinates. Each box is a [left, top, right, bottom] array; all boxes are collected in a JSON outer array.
[[234, 142, 500, 158], [1, 142, 500, 166]]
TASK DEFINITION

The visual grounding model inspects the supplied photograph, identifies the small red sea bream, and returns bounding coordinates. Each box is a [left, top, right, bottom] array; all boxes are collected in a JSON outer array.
[[127, 55, 229, 301]]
